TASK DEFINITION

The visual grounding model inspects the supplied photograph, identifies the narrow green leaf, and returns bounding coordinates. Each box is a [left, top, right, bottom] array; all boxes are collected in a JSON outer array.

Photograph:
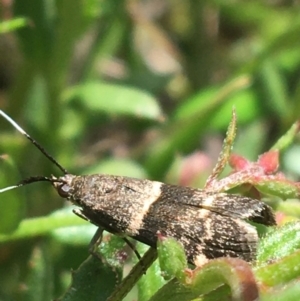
[[0, 207, 87, 243], [271, 121, 300, 151], [107, 247, 158, 301], [257, 60, 289, 119], [51, 224, 98, 246], [0, 155, 25, 233], [260, 280, 300, 301], [137, 245, 165, 301], [22, 243, 54, 301], [145, 76, 251, 178], [257, 222, 300, 264], [173, 76, 251, 121], [0, 17, 28, 33], [255, 250, 300, 287], [205, 109, 237, 189]]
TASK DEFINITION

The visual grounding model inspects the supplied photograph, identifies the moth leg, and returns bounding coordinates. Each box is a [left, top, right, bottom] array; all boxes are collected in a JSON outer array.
[[89, 227, 146, 273], [89, 227, 104, 252], [73, 208, 104, 259], [73, 208, 103, 248], [122, 237, 147, 274], [73, 208, 91, 222], [73, 209, 142, 270], [107, 248, 157, 301], [86, 227, 106, 262], [122, 237, 141, 261]]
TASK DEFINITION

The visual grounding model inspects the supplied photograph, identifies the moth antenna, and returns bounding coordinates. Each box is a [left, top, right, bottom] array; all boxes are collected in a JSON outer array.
[[0, 176, 57, 193], [0, 110, 68, 175], [0, 185, 19, 193]]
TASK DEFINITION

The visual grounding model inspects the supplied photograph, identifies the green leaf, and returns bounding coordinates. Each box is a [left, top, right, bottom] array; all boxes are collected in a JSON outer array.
[[255, 178, 300, 199], [59, 255, 121, 301], [157, 236, 187, 282], [83, 158, 148, 178], [150, 258, 258, 301], [149, 279, 197, 301], [63, 82, 163, 120], [59, 235, 126, 301]]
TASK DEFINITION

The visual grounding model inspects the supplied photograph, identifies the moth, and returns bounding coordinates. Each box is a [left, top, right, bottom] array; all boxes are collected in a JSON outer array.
[[0, 110, 275, 266]]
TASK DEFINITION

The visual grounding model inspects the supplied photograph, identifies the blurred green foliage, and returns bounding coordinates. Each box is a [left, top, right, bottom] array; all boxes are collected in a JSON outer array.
[[1, 0, 300, 300]]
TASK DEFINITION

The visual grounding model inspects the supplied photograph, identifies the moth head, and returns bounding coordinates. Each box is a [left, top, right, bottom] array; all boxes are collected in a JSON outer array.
[[52, 174, 76, 200]]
